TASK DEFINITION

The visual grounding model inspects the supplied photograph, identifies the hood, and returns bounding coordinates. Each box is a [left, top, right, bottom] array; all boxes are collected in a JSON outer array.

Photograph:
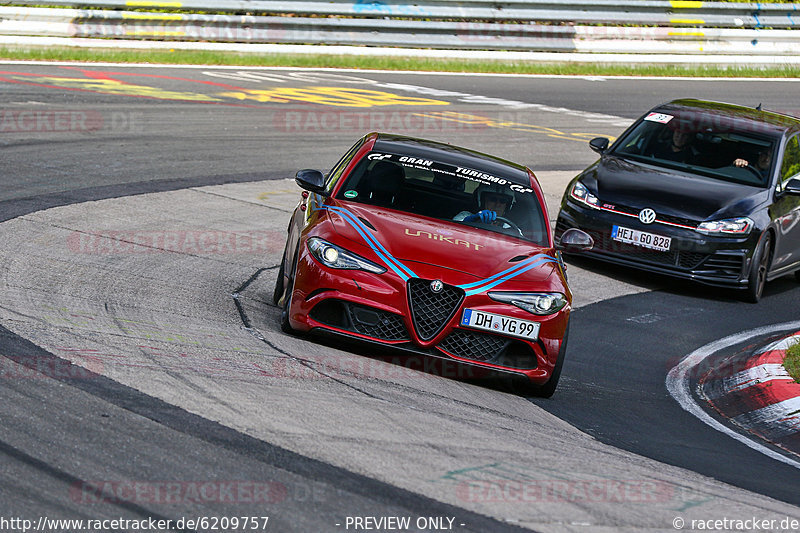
[[583, 156, 770, 221], [326, 201, 557, 285]]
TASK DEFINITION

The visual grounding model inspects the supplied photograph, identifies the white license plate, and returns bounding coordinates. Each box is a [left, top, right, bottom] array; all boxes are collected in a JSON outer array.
[[612, 225, 671, 252], [460, 309, 540, 341]]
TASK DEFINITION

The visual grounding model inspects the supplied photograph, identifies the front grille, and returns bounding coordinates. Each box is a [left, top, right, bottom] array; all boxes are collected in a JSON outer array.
[[590, 230, 677, 266], [697, 253, 744, 277], [679, 252, 707, 269], [309, 299, 409, 341], [588, 230, 710, 270], [349, 305, 409, 340], [407, 278, 464, 341], [438, 329, 538, 370], [438, 329, 509, 362], [602, 203, 696, 229]]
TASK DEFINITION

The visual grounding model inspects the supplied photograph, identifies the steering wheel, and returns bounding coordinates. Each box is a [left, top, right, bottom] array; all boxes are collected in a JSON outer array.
[[741, 164, 763, 181], [729, 163, 764, 184], [495, 216, 524, 238]]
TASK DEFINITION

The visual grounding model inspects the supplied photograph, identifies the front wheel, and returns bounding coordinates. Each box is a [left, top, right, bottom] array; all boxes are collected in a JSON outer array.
[[272, 247, 286, 306], [280, 248, 300, 334], [744, 233, 772, 303]]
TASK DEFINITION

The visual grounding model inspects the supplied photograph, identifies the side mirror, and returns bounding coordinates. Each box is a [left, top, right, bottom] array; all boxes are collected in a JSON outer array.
[[784, 177, 800, 195], [557, 228, 594, 253], [295, 169, 327, 195], [589, 137, 610, 155]]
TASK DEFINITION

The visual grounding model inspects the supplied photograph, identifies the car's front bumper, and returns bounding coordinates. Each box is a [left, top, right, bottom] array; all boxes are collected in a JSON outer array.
[[556, 200, 758, 289], [287, 246, 569, 384]]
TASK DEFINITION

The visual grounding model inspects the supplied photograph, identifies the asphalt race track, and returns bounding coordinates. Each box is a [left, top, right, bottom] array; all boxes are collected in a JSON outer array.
[[2, 63, 800, 532]]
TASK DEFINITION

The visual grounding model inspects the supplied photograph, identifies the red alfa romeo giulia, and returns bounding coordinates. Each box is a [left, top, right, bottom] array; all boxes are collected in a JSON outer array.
[[273, 133, 591, 397]]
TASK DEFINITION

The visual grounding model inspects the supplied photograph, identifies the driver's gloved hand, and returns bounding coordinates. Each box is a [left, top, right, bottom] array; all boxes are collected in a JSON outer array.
[[464, 210, 497, 223]]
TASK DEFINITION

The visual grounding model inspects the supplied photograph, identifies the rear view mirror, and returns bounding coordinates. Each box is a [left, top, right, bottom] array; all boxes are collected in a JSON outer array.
[[557, 228, 594, 253], [589, 137, 610, 154], [784, 177, 800, 195], [295, 169, 327, 195]]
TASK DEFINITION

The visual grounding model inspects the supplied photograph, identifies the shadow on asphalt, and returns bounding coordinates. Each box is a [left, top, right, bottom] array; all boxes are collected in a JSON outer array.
[[563, 254, 800, 304]]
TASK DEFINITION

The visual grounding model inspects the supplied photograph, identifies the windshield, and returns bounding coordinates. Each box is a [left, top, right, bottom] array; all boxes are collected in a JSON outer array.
[[334, 151, 548, 246], [611, 111, 777, 187]]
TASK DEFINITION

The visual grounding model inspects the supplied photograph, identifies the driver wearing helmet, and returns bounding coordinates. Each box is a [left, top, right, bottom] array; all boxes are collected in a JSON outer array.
[[454, 183, 515, 226]]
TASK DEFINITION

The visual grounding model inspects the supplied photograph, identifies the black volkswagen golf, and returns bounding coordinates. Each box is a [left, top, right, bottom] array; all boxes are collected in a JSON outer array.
[[556, 99, 800, 302]]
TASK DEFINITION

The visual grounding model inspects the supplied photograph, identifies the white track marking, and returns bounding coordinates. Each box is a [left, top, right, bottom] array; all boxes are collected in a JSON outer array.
[[666, 321, 800, 469]]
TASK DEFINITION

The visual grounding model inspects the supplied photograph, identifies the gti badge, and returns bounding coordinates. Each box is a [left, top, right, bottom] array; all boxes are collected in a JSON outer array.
[[430, 280, 444, 294], [638, 208, 657, 224]]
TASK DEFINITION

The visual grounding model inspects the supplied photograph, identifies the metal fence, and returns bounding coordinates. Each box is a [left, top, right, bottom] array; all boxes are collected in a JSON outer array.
[[1, 1, 799, 54]]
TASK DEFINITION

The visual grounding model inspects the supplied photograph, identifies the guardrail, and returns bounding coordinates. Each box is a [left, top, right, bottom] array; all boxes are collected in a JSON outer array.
[[4, 0, 800, 27], [1, 1, 799, 54]]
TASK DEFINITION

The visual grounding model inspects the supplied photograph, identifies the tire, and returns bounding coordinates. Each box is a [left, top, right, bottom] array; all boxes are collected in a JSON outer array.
[[272, 246, 287, 306], [744, 233, 772, 303], [510, 323, 569, 398], [280, 248, 299, 334]]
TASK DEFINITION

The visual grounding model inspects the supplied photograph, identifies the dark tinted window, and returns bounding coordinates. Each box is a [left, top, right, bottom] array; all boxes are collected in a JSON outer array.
[[612, 111, 777, 187], [780, 135, 800, 186], [335, 151, 548, 245], [325, 136, 366, 194]]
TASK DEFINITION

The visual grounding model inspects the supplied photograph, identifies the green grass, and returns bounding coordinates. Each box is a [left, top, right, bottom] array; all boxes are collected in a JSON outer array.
[[786, 341, 800, 384], [2, 45, 800, 78]]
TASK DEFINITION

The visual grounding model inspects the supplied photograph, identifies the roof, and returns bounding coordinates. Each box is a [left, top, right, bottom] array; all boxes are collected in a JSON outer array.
[[371, 133, 533, 186], [654, 99, 800, 138]]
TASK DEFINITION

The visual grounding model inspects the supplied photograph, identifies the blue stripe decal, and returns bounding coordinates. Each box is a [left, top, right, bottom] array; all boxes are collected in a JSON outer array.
[[315, 204, 557, 293], [461, 257, 558, 296], [457, 254, 557, 291], [315, 204, 416, 281], [457, 254, 546, 289], [325, 205, 417, 280]]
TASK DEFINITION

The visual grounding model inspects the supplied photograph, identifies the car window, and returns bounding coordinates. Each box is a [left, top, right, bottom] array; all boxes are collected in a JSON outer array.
[[611, 114, 776, 187], [324, 136, 366, 194], [334, 151, 548, 246], [780, 135, 800, 188]]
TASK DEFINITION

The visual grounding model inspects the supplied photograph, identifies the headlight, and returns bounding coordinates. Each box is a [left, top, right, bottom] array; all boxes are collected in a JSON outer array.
[[696, 217, 753, 235], [307, 237, 386, 274], [569, 181, 600, 208], [488, 291, 567, 316]]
